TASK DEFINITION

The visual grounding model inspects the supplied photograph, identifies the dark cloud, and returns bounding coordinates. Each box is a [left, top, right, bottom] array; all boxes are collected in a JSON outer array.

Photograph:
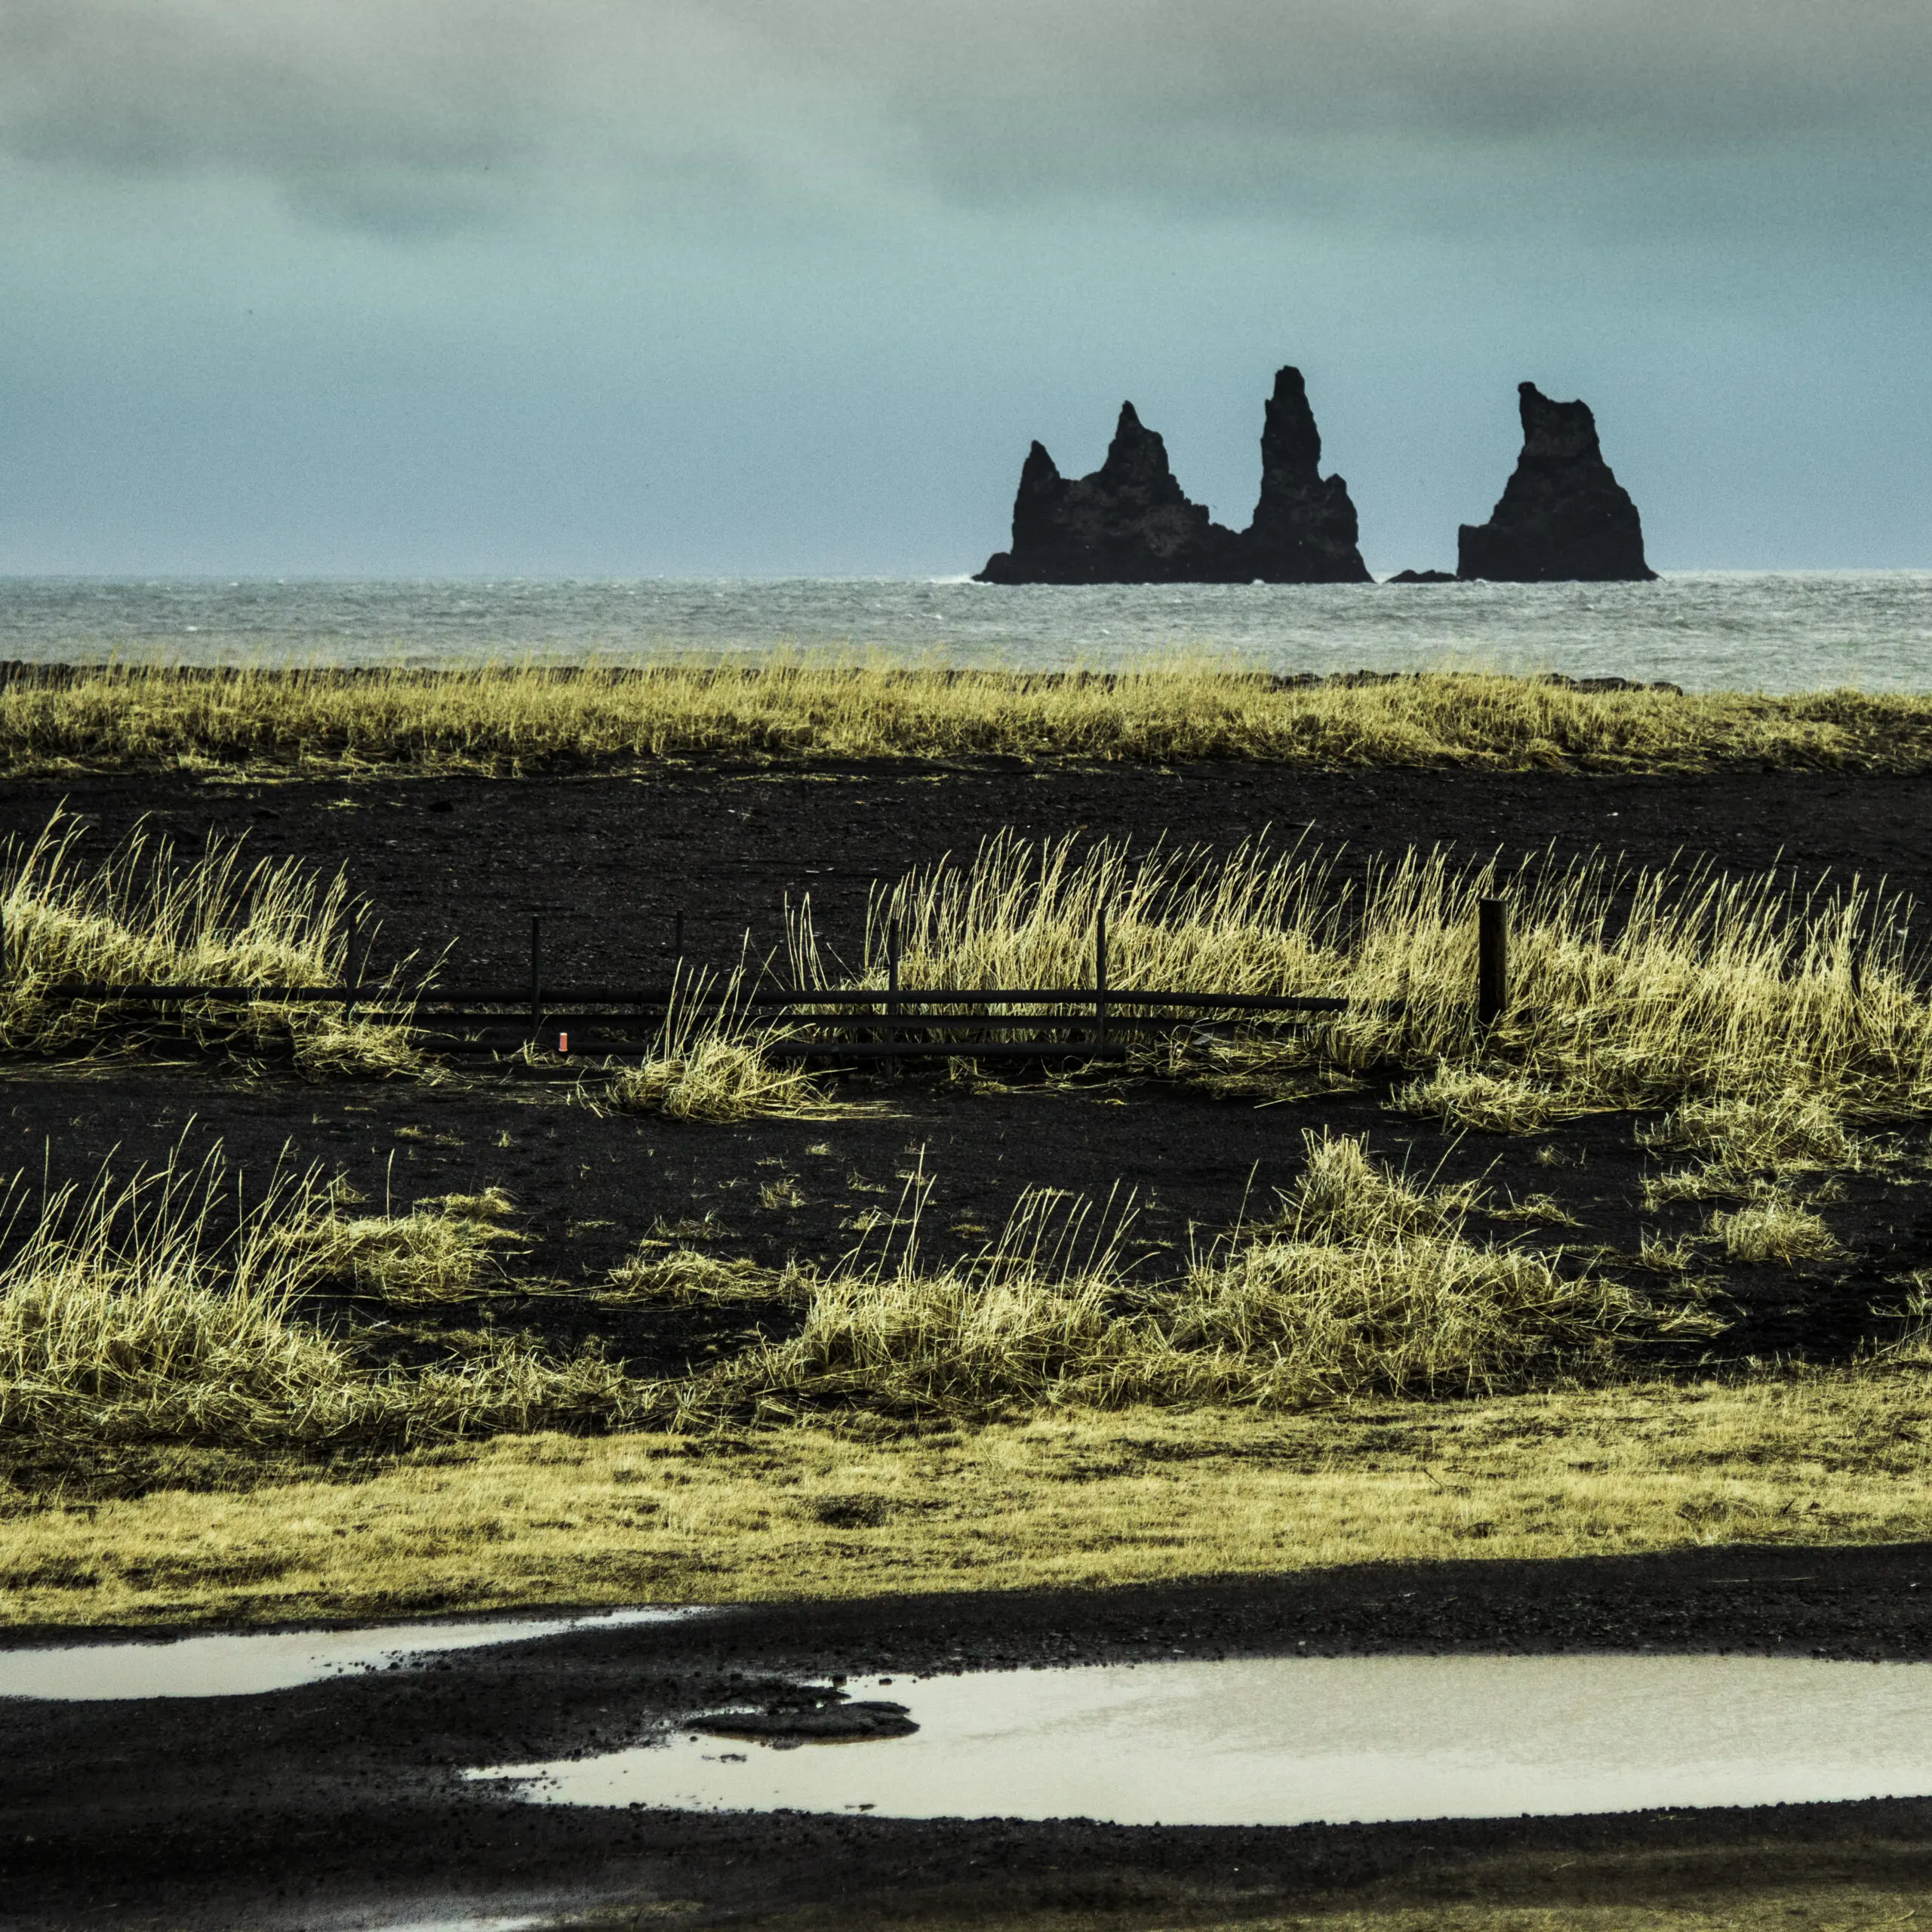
[[0, 1, 888, 230], [2, 0, 1926, 232]]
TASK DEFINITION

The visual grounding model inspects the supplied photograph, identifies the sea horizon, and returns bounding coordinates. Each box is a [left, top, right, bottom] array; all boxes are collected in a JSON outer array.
[[0, 568, 1927, 694]]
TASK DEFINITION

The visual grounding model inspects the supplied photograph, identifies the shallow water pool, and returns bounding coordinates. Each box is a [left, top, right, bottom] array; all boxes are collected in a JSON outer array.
[[0, 1605, 700, 1701], [469, 1653, 1932, 1826]]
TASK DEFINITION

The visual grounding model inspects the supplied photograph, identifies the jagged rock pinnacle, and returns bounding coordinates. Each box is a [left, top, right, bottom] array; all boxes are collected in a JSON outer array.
[[1457, 383, 1655, 583], [1246, 368, 1371, 583], [977, 368, 1367, 584]]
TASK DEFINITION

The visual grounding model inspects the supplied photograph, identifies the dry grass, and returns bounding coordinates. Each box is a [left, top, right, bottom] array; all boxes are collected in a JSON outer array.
[[1635, 1091, 1906, 1221], [296, 1186, 525, 1306], [0, 809, 420, 1076], [5, 1370, 1930, 1629], [816, 831, 1932, 1139], [1640, 1091, 1882, 1172], [1161, 1133, 1718, 1402], [1100, 1891, 1932, 1932], [6, 661, 1932, 776], [0, 1145, 660, 1453], [603, 1247, 796, 1306], [1710, 1197, 1842, 1265], [678, 1137, 1715, 1423], [605, 966, 836, 1121], [0, 1144, 350, 1448], [1278, 1130, 1485, 1238], [1392, 1066, 1600, 1134]]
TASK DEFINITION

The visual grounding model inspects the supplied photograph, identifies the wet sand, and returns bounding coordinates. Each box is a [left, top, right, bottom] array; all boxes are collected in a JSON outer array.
[[11, 1545, 1932, 1927]]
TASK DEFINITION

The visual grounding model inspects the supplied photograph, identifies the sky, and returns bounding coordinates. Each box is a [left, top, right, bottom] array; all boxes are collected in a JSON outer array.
[[0, 0, 1927, 577]]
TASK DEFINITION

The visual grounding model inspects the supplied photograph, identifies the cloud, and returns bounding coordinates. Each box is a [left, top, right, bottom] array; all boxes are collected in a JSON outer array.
[[2, 0, 1926, 234], [0, 0, 892, 230]]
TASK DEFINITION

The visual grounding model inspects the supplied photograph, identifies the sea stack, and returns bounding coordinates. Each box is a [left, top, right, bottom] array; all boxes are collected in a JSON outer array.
[[976, 404, 1244, 584], [976, 368, 1367, 584], [1244, 368, 1372, 583], [1458, 383, 1656, 582]]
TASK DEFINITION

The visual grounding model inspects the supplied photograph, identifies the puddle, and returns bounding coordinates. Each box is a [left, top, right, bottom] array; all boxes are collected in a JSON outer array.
[[472, 1653, 1932, 1826], [0, 1605, 700, 1702]]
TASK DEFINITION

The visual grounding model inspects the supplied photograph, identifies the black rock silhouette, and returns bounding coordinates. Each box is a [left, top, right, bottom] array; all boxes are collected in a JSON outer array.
[[1458, 383, 1656, 583], [976, 404, 1244, 584], [977, 369, 1367, 584], [1244, 368, 1372, 583]]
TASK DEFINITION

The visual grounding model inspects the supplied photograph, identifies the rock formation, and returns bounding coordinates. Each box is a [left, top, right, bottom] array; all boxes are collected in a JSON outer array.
[[1458, 383, 1655, 583], [977, 404, 1244, 584], [976, 368, 1368, 584], [1243, 368, 1372, 583], [1386, 568, 1457, 583]]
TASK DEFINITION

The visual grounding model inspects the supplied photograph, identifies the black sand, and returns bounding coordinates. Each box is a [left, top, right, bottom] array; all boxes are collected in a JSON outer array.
[[8, 761, 1932, 1925]]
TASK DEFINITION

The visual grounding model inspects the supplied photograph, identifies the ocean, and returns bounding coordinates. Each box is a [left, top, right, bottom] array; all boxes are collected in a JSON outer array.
[[0, 571, 1927, 693]]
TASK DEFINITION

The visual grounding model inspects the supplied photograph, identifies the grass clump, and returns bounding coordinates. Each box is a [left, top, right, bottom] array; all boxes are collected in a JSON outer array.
[[298, 1187, 525, 1306], [0, 1145, 660, 1454], [604, 1248, 796, 1306], [1636, 1088, 1902, 1208], [1641, 1091, 1875, 1171], [0, 809, 419, 1077], [8, 660, 1932, 776], [687, 1135, 1714, 1423], [1159, 1133, 1718, 1404], [0, 1147, 352, 1449], [1276, 1129, 1484, 1239], [701, 1183, 1132, 1422], [1709, 1198, 1841, 1266], [1392, 1066, 1598, 1134], [606, 968, 833, 1121]]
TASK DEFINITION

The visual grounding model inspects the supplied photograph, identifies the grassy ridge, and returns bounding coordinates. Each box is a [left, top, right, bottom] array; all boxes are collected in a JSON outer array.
[[5, 1377, 1928, 1627], [3, 661, 1932, 772]]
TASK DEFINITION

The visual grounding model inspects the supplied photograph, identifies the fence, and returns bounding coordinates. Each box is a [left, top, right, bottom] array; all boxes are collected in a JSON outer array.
[[10, 898, 1512, 1063]]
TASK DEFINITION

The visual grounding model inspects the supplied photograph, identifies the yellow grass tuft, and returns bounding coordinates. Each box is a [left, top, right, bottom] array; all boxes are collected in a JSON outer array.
[[0, 809, 420, 1076], [297, 1199, 526, 1306], [0, 1144, 661, 1451], [605, 965, 836, 1121], [604, 1247, 797, 1306], [1709, 1197, 1841, 1266]]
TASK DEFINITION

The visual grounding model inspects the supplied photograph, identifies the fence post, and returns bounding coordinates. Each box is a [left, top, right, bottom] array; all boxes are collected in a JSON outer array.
[[1477, 897, 1509, 1027], [529, 914, 543, 1044], [343, 908, 360, 1023], [1095, 907, 1109, 1053], [672, 911, 684, 963], [884, 917, 902, 1069]]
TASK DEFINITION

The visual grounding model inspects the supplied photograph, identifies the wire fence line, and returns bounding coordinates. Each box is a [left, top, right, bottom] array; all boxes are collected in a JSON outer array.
[[6, 897, 1511, 1063]]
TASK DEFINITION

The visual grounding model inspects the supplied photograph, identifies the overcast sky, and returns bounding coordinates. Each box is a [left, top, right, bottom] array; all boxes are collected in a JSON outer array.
[[2, 0, 1927, 575]]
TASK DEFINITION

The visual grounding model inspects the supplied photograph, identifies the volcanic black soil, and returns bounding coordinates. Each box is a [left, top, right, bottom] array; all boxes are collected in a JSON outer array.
[[10, 761, 1932, 1927], [4, 762, 1931, 1386]]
